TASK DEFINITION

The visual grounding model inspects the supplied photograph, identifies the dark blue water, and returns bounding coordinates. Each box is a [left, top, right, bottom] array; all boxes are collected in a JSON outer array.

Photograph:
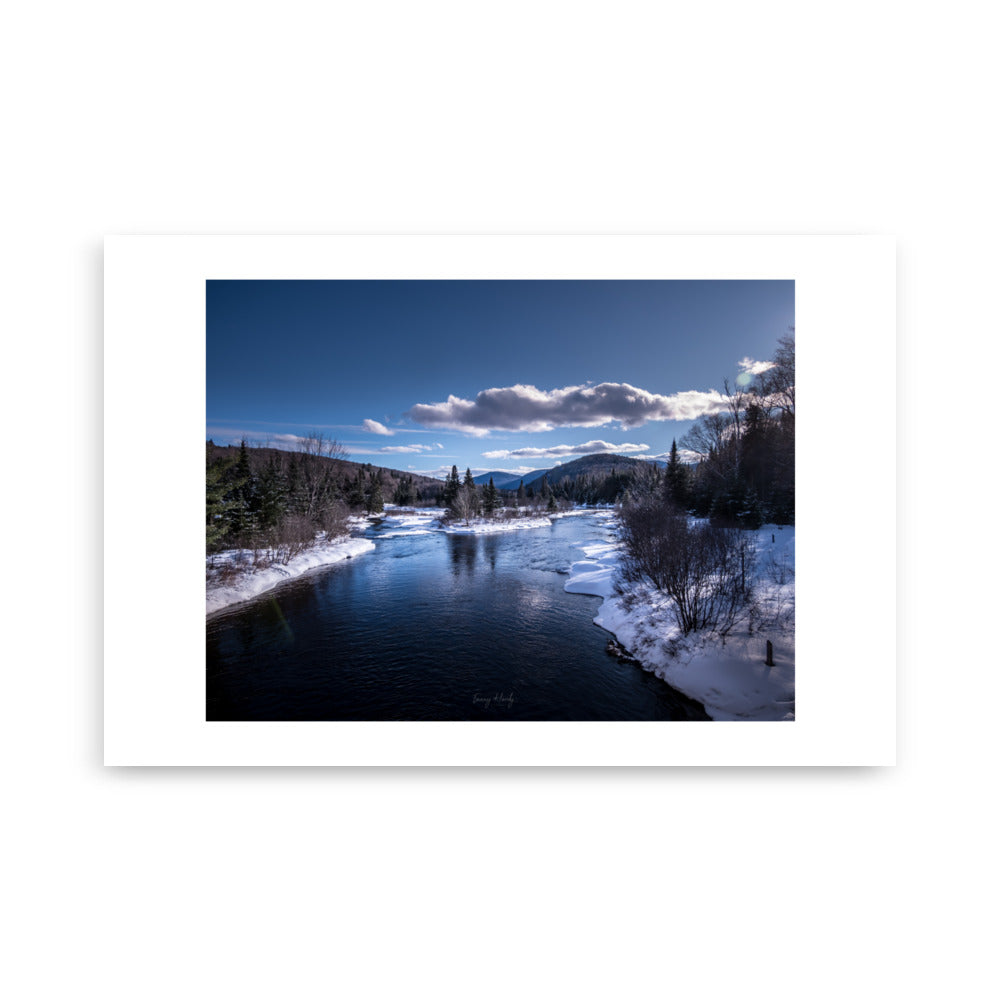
[[206, 513, 709, 721]]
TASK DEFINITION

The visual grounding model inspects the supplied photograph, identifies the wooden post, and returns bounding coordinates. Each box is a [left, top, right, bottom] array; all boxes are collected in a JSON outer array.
[[765, 640, 774, 667]]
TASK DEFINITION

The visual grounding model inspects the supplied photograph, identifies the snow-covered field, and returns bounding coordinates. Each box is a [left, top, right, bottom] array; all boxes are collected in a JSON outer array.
[[565, 518, 795, 721], [206, 535, 376, 615]]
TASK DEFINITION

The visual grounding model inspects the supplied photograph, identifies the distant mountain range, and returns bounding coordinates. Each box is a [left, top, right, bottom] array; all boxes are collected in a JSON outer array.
[[473, 453, 667, 490]]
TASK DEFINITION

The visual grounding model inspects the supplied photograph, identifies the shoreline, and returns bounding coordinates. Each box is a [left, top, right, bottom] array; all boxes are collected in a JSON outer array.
[[564, 522, 796, 721], [206, 535, 376, 615]]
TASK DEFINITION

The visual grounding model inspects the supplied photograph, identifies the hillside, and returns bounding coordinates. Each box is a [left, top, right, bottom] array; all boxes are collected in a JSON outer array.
[[524, 453, 655, 488], [206, 440, 445, 554], [206, 442, 444, 493], [471, 470, 527, 489]]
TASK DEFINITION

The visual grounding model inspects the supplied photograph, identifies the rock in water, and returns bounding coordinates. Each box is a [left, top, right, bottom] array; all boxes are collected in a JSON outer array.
[[605, 638, 640, 665]]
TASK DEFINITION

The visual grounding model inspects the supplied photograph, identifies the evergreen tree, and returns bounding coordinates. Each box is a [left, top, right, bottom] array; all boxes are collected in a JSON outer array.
[[223, 439, 258, 539], [347, 469, 366, 509], [664, 439, 688, 508], [463, 468, 480, 516], [483, 477, 500, 515], [206, 451, 238, 549], [516, 479, 526, 507], [258, 456, 288, 529], [366, 473, 384, 514], [392, 475, 414, 506], [738, 488, 765, 530], [443, 465, 461, 508]]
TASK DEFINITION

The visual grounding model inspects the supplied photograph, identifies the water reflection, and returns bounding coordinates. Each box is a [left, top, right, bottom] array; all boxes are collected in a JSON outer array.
[[448, 534, 478, 574], [483, 534, 499, 571]]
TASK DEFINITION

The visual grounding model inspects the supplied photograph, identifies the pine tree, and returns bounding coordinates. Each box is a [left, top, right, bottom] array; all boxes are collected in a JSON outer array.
[[463, 468, 480, 516], [443, 465, 461, 508], [223, 439, 256, 539], [516, 479, 526, 507], [258, 456, 288, 529], [739, 488, 765, 530], [366, 473, 384, 514], [664, 439, 688, 509], [393, 475, 414, 506], [347, 469, 366, 509], [206, 451, 237, 550], [483, 477, 500, 515]]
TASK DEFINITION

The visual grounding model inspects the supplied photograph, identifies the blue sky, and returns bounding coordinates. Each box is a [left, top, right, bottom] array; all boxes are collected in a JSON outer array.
[[207, 280, 794, 478]]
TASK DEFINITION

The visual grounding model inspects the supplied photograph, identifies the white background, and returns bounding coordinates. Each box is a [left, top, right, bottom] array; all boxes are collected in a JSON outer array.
[[4, 2, 994, 998]]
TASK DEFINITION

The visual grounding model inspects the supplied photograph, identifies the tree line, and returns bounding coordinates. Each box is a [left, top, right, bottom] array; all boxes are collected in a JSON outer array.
[[206, 434, 441, 557], [678, 332, 795, 527], [440, 466, 570, 523]]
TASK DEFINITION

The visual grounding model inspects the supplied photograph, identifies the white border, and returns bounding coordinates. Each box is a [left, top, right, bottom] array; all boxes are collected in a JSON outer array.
[[104, 235, 896, 765]]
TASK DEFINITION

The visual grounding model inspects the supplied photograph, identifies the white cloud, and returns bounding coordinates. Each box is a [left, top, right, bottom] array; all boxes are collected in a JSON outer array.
[[405, 382, 729, 435], [482, 440, 650, 461], [642, 448, 703, 464], [737, 357, 775, 376], [362, 418, 394, 436], [407, 465, 455, 480]]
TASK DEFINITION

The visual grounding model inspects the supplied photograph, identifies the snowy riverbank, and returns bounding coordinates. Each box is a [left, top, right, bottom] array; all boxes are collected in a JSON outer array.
[[205, 506, 563, 613], [439, 514, 554, 534], [378, 504, 588, 535], [565, 518, 796, 721], [206, 535, 376, 615]]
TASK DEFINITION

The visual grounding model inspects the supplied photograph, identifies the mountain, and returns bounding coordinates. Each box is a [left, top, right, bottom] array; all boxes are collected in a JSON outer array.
[[530, 453, 653, 486], [471, 470, 528, 489], [477, 453, 667, 492]]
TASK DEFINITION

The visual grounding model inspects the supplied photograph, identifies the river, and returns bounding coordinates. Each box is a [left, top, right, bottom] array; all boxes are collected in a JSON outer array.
[[206, 512, 709, 721]]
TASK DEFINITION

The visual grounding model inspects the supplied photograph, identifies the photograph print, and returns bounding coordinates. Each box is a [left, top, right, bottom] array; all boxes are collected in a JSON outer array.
[[206, 279, 795, 721]]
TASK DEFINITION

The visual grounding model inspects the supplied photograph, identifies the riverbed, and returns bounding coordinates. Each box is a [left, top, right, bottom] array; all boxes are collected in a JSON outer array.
[[206, 511, 709, 721]]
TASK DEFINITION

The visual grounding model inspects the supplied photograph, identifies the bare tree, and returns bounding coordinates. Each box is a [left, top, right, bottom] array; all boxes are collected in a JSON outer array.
[[298, 431, 349, 462], [754, 331, 795, 418], [449, 484, 476, 525], [618, 494, 756, 635]]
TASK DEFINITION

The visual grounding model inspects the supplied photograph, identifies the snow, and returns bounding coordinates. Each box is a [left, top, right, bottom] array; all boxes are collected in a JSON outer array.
[[206, 535, 375, 615], [362, 506, 556, 536], [206, 505, 794, 721], [370, 509, 443, 537], [439, 514, 553, 534], [564, 541, 620, 598], [564, 519, 796, 721], [437, 504, 616, 534]]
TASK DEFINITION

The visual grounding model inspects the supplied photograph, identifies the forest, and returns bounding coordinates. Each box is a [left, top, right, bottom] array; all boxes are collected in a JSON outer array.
[[205, 436, 442, 557]]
